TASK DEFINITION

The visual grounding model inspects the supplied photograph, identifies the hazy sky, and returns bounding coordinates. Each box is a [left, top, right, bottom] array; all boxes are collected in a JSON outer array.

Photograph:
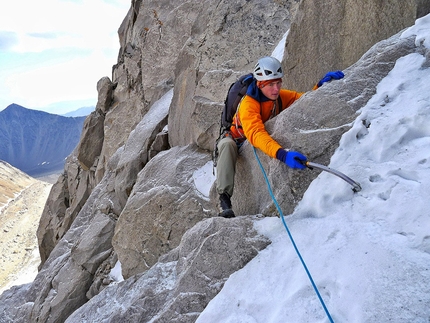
[[0, 0, 130, 114]]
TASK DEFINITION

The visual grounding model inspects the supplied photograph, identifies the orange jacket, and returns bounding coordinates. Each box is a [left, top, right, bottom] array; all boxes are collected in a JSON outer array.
[[230, 89, 303, 158]]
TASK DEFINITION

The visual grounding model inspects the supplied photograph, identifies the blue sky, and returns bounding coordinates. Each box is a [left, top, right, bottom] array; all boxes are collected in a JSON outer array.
[[0, 0, 130, 115]]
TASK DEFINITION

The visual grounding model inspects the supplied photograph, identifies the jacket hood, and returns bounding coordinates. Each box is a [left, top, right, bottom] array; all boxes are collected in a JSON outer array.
[[246, 79, 272, 102]]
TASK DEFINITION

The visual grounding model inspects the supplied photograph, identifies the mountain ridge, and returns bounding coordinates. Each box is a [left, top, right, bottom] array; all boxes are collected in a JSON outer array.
[[0, 103, 85, 176]]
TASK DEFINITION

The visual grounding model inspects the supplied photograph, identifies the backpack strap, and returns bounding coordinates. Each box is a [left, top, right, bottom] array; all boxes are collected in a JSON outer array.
[[277, 96, 283, 114]]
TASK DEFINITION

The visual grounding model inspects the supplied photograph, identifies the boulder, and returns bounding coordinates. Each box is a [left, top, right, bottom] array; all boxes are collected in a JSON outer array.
[[112, 145, 215, 278], [96, 76, 114, 114], [76, 109, 105, 172], [66, 216, 271, 323]]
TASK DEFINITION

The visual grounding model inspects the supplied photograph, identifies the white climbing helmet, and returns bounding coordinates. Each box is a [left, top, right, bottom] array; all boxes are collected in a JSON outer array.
[[253, 56, 284, 81]]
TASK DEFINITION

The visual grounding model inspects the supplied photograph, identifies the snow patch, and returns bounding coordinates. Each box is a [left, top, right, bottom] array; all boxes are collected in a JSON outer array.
[[193, 161, 216, 200]]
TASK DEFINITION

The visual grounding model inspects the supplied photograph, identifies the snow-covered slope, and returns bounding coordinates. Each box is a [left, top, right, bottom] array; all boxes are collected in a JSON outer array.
[[196, 14, 430, 323]]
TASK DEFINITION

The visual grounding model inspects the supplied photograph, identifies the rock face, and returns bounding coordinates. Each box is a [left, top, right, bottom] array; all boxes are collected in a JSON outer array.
[[283, 0, 430, 91], [112, 144, 214, 279], [1, 1, 429, 322], [67, 217, 270, 322], [166, 0, 296, 150]]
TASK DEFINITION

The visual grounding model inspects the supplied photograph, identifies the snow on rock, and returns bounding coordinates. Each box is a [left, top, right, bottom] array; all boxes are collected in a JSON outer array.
[[196, 15, 430, 323]]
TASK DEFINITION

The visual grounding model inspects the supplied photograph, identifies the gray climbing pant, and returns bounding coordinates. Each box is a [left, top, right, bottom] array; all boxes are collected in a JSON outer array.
[[216, 136, 239, 197]]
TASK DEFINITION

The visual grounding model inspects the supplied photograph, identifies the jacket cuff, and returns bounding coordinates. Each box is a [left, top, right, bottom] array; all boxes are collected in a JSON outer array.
[[276, 148, 288, 163]]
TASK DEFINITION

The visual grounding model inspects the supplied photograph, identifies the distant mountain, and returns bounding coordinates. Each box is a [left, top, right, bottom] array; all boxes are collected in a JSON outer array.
[[0, 104, 86, 177], [62, 106, 94, 117]]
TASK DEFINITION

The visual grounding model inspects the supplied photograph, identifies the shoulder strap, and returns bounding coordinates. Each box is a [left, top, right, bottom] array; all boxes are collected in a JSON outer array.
[[277, 96, 283, 114]]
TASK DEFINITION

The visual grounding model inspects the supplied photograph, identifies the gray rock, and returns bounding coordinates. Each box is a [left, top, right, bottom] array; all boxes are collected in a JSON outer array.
[[66, 216, 271, 323], [168, 0, 294, 150], [114, 89, 171, 208], [76, 76, 112, 174], [112, 145, 215, 279], [76, 109, 105, 171], [36, 172, 69, 265], [148, 128, 169, 160], [70, 213, 116, 274], [94, 99, 147, 183], [96, 76, 113, 114], [37, 152, 92, 266], [25, 170, 121, 323], [283, 0, 430, 92]]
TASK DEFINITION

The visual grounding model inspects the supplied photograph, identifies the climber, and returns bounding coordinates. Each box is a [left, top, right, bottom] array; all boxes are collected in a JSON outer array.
[[216, 56, 344, 218]]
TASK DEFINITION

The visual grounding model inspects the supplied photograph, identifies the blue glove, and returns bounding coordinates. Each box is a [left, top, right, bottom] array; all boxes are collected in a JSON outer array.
[[317, 70, 344, 88], [276, 149, 307, 169]]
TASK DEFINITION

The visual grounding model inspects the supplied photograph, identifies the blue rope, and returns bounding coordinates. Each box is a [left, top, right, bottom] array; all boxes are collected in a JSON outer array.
[[253, 147, 334, 323]]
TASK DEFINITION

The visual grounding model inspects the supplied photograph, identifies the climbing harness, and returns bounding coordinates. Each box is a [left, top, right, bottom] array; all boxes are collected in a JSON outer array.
[[253, 147, 335, 323]]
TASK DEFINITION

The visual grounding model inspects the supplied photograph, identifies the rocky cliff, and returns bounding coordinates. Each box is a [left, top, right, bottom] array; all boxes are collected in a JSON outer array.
[[283, 0, 430, 91], [0, 0, 429, 322]]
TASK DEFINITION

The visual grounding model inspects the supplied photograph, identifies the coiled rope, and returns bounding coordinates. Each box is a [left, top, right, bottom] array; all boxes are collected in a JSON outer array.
[[253, 147, 334, 323]]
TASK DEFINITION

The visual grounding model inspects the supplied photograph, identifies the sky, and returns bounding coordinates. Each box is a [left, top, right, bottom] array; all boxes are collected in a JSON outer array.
[[0, 0, 130, 115], [2, 12, 430, 323]]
